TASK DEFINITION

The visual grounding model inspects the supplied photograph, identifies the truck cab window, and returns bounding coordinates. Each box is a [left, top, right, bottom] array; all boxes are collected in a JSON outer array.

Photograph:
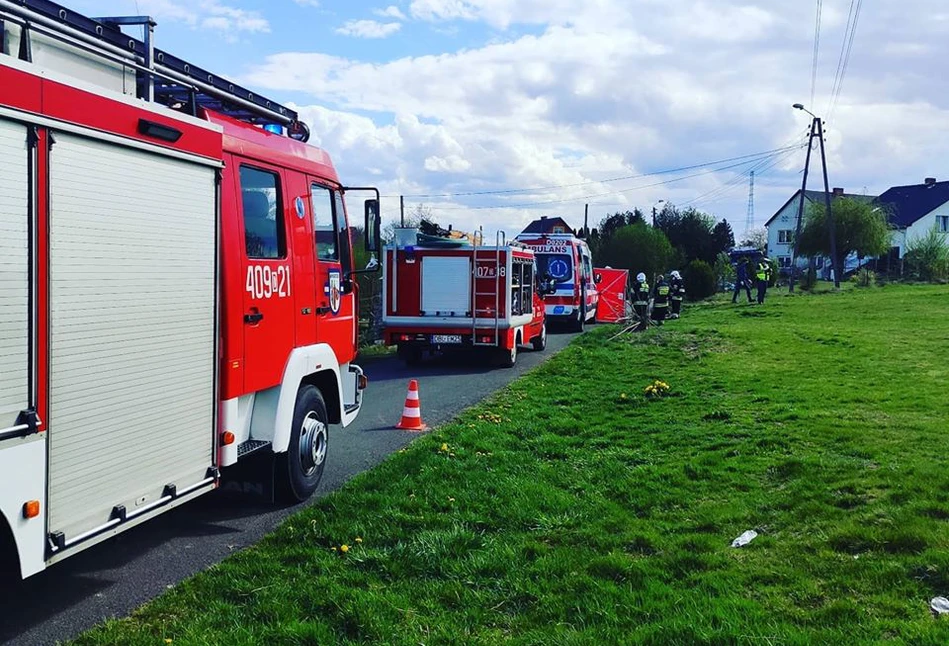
[[334, 191, 352, 273], [240, 166, 284, 259], [311, 184, 338, 260]]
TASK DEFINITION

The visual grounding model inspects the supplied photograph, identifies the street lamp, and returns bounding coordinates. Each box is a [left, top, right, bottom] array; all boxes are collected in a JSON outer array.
[[788, 103, 841, 290]]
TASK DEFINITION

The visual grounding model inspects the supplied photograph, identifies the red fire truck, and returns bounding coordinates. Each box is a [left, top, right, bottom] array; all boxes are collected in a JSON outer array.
[[514, 232, 601, 331], [0, 1, 381, 580], [382, 230, 549, 367]]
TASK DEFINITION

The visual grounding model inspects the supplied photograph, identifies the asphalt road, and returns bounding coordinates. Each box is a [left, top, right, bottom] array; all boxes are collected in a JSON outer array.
[[0, 331, 578, 646]]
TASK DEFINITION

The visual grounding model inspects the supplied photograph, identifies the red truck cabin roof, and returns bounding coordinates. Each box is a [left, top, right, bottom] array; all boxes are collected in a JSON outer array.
[[206, 111, 340, 184]]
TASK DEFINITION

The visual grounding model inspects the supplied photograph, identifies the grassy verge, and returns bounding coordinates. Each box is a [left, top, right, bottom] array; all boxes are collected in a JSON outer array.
[[76, 285, 949, 645]]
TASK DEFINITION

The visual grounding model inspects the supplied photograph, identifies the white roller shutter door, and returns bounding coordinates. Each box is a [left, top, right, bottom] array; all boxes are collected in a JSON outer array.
[[0, 119, 29, 431], [421, 256, 471, 316], [48, 133, 216, 540]]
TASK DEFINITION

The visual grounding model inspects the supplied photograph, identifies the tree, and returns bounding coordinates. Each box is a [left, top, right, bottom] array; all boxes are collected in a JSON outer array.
[[683, 259, 716, 301], [713, 251, 735, 291], [654, 204, 728, 265], [597, 222, 674, 281], [595, 210, 645, 243], [739, 227, 768, 251], [797, 198, 891, 277], [904, 225, 949, 282], [711, 219, 735, 255]]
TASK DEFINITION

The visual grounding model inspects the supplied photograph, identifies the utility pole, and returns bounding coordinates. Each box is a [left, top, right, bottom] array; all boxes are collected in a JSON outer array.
[[790, 104, 841, 291], [400, 195, 404, 227], [584, 203, 589, 237]]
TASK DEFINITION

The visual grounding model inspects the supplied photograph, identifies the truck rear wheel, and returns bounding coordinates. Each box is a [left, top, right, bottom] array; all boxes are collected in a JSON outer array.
[[572, 306, 585, 332], [398, 344, 422, 366], [498, 335, 518, 368], [278, 385, 329, 503], [532, 323, 547, 351]]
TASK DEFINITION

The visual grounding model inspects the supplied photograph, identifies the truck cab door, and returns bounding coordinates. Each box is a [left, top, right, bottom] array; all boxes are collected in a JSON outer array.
[[309, 182, 357, 366], [237, 162, 296, 393]]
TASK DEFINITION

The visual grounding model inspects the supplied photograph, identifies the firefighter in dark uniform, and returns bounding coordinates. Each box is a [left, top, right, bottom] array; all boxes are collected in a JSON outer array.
[[755, 257, 773, 304], [733, 257, 753, 303], [668, 270, 685, 319], [651, 274, 670, 324], [631, 272, 650, 331]]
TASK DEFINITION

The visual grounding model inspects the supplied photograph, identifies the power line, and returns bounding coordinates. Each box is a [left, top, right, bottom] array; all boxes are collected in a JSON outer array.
[[829, 0, 863, 121], [679, 145, 803, 210], [425, 152, 798, 212], [826, 0, 863, 121], [392, 145, 801, 200], [811, 0, 822, 107]]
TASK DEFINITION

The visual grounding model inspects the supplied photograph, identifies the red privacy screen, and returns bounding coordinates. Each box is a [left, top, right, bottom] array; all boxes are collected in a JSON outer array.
[[595, 268, 629, 323]]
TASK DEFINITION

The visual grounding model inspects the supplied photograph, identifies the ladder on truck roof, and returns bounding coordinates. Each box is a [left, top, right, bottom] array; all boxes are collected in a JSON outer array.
[[0, 0, 311, 140], [471, 230, 504, 347]]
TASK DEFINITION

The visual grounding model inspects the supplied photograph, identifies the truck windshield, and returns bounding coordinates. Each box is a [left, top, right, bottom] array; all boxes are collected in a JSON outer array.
[[536, 253, 573, 283]]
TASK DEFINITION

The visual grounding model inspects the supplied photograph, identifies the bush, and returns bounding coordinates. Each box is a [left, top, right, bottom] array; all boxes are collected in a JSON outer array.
[[683, 260, 716, 301], [800, 265, 818, 291], [904, 226, 949, 282]]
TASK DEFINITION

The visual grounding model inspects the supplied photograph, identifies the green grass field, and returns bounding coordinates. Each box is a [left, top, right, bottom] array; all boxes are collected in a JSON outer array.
[[74, 284, 949, 645]]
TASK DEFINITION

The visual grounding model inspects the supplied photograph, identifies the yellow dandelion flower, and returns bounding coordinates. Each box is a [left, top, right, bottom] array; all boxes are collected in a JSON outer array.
[[340, 544, 350, 553], [440, 443, 448, 452], [165, 640, 173, 644], [620, 393, 627, 399]]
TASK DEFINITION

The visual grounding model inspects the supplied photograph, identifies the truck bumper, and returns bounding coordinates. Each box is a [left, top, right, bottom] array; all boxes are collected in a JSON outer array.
[[341, 363, 367, 427]]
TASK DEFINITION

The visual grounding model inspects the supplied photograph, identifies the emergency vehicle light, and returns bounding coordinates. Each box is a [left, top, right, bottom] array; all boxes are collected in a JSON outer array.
[[263, 124, 284, 135], [221, 431, 236, 446]]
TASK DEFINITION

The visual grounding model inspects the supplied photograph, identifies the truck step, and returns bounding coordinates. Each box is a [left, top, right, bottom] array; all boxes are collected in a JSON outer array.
[[237, 440, 272, 458]]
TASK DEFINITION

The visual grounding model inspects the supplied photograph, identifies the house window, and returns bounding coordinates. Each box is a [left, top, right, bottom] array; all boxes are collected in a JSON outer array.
[[552, 225, 565, 234], [778, 256, 792, 268], [778, 230, 793, 244], [938, 215, 949, 233]]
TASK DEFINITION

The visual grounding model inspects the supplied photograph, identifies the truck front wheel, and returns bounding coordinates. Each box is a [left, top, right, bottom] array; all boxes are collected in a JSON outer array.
[[278, 385, 329, 503]]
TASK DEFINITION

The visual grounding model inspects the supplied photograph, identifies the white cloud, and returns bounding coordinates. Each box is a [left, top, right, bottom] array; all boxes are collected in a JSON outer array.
[[105, 0, 269, 37], [374, 5, 407, 20], [236, 0, 949, 237], [294, 0, 321, 6], [335, 19, 402, 39]]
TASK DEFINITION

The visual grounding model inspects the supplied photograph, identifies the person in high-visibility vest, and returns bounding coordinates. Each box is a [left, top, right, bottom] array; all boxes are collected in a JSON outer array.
[[668, 270, 685, 319], [651, 275, 671, 324], [755, 257, 773, 304], [631, 272, 650, 330]]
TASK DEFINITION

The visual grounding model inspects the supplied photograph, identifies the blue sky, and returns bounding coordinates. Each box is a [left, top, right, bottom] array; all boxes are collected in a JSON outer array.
[[73, 0, 949, 242]]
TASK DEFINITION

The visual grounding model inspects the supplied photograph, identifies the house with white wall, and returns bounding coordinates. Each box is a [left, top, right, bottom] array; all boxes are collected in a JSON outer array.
[[877, 178, 949, 267], [764, 188, 877, 276]]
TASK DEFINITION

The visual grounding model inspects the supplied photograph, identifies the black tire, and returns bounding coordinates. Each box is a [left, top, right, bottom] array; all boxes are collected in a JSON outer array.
[[278, 385, 329, 503], [498, 335, 518, 368], [572, 306, 585, 332], [398, 344, 422, 366], [531, 323, 547, 351]]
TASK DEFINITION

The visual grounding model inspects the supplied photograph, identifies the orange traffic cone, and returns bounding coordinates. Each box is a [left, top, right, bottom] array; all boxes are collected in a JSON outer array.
[[396, 379, 428, 431]]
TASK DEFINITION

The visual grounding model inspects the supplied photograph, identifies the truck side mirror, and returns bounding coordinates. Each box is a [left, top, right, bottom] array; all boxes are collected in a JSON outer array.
[[364, 199, 381, 254]]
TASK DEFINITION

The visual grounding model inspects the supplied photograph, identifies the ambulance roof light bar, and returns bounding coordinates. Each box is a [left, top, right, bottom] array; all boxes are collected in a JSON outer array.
[[1, 0, 309, 140]]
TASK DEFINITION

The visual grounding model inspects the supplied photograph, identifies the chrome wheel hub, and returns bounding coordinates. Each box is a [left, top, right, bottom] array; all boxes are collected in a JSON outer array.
[[299, 412, 327, 476]]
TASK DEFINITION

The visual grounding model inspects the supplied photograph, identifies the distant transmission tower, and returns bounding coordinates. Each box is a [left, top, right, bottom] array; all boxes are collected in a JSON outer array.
[[745, 170, 756, 233]]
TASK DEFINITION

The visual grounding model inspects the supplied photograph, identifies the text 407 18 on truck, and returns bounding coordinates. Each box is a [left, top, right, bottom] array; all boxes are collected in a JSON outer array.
[[0, 0, 381, 580]]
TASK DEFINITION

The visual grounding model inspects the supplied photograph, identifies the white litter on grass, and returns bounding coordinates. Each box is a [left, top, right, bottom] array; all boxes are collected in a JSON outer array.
[[930, 597, 949, 616], [731, 530, 758, 548]]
